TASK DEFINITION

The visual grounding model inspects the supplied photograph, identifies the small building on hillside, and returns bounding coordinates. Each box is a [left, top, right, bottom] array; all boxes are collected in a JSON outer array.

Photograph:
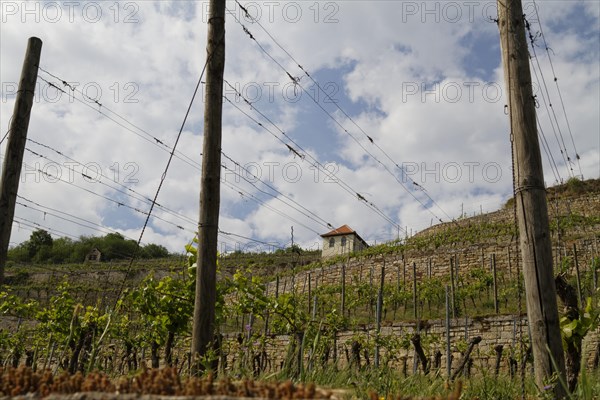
[[85, 248, 102, 262], [320, 225, 368, 259]]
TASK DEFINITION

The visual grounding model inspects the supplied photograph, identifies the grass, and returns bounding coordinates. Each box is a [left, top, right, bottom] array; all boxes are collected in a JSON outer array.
[[275, 363, 593, 399]]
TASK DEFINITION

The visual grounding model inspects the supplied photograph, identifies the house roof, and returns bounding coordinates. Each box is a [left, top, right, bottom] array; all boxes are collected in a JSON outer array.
[[320, 224, 357, 237], [320, 225, 369, 248]]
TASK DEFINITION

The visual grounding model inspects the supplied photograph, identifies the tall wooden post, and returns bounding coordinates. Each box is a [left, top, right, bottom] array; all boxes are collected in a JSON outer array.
[[0, 37, 42, 284], [191, 0, 226, 370], [497, 1, 566, 395]]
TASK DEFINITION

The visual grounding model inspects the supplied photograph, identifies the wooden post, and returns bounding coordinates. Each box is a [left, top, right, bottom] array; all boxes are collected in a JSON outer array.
[[573, 244, 583, 308], [0, 37, 42, 284], [308, 272, 312, 315], [412, 262, 418, 319], [375, 264, 385, 368], [428, 258, 432, 278], [450, 257, 456, 319], [395, 263, 400, 318], [481, 247, 485, 270], [492, 253, 499, 314], [498, 0, 566, 394], [445, 285, 452, 379], [292, 274, 296, 295], [593, 257, 598, 292], [264, 285, 270, 337], [341, 263, 346, 317], [454, 254, 459, 276], [369, 266, 374, 321], [192, 0, 226, 370]]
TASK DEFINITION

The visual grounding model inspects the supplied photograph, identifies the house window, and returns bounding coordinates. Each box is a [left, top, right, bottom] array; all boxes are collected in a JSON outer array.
[[341, 237, 347, 247], [329, 237, 335, 248]]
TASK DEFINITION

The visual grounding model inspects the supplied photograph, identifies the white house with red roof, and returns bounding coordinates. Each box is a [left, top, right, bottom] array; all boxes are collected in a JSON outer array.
[[320, 225, 369, 259]]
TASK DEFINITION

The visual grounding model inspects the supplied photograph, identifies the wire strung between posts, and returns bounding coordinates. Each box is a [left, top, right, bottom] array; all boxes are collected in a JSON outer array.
[[13, 216, 81, 241], [221, 151, 338, 231], [20, 154, 194, 234], [218, 230, 285, 250], [221, 179, 321, 235], [35, 72, 334, 241], [222, 80, 404, 234], [531, 0, 583, 177], [0, 130, 9, 146], [222, 88, 394, 230], [26, 133, 324, 240], [535, 115, 561, 184], [25, 138, 198, 227], [11, 215, 141, 261], [524, 16, 576, 179], [229, 1, 453, 227], [16, 82, 318, 256], [0, 116, 13, 146], [35, 73, 203, 173], [20, 147, 298, 252], [113, 38, 215, 302], [16, 195, 142, 242], [17, 202, 122, 238]]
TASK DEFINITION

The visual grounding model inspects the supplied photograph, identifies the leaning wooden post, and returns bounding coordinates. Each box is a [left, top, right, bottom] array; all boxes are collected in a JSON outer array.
[[498, 0, 567, 395], [0, 37, 42, 284]]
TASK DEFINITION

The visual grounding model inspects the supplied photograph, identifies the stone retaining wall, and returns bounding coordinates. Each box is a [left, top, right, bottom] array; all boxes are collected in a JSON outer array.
[[224, 315, 600, 377]]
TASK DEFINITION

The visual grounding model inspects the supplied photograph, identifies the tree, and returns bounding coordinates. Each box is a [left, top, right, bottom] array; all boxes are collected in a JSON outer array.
[[27, 229, 52, 259], [98, 233, 137, 261], [7, 242, 29, 263], [141, 243, 170, 259], [49, 237, 74, 263]]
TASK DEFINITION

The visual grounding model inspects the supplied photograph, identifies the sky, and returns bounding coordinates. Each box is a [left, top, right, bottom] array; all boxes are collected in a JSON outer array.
[[1, 0, 599, 255]]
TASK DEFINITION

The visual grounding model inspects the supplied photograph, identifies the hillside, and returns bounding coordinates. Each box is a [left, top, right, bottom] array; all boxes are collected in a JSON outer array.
[[3, 178, 599, 305], [1, 179, 599, 398]]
